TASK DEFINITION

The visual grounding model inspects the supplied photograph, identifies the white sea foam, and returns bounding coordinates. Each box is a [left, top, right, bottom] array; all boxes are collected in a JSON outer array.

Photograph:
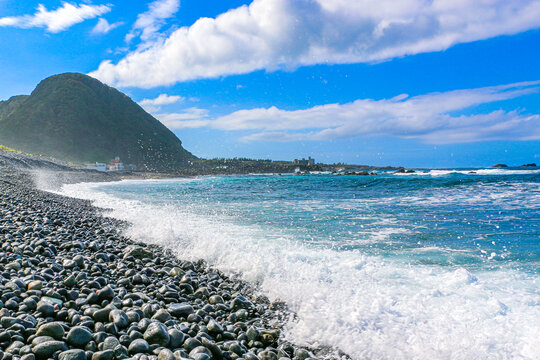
[[394, 168, 540, 176], [58, 180, 540, 360]]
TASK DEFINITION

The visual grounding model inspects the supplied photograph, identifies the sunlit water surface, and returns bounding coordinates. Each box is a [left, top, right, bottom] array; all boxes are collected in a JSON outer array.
[[60, 168, 540, 359]]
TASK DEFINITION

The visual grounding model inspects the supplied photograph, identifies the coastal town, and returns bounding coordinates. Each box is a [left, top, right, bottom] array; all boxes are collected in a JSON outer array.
[[85, 157, 137, 172]]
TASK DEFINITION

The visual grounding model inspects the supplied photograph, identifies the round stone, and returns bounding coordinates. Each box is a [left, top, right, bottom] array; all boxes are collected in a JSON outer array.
[[207, 320, 223, 334], [31, 336, 56, 347], [182, 337, 202, 353], [109, 310, 129, 329], [36, 322, 65, 341], [36, 302, 55, 317], [92, 350, 114, 360], [167, 304, 194, 317], [73, 255, 85, 268], [32, 341, 68, 359], [244, 352, 260, 360], [259, 351, 278, 360], [128, 339, 150, 355], [157, 349, 175, 360], [97, 286, 115, 302], [189, 346, 212, 358], [27, 280, 43, 290], [21, 354, 36, 360], [151, 309, 171, 323], [58, 349, 87, 360], [66, 326, 93, 347], [143, 322, 170, 346], [208, 295, 224, 304], [191, 354, 211, 360], [246, 327, 259, 342], [168, 329, 184, 349], [102, 337, 121, 351]]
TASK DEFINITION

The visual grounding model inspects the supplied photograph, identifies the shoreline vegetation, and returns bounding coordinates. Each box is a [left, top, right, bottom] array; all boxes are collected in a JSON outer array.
[[0, 149, 347, 360], [1, 144, 404, 179]]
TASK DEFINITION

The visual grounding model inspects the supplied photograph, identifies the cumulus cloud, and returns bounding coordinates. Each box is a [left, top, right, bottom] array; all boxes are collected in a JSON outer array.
[[0, 2, 111, 33], [91, 0, 540, 87], [138, 93, 185, 113], [156, 81, 540, 144], [155, 108, 210, 129], [139, 93, 184, 107], [126, 0, 180, 43], [92, 18, 123, 35]]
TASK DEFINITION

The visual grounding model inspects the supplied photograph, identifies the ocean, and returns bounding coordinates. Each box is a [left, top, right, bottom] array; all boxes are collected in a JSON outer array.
[[59, 168, 540, 359]]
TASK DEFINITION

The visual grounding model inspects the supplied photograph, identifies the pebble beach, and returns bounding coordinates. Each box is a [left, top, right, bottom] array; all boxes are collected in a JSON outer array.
[[0, 151, 325, 360]]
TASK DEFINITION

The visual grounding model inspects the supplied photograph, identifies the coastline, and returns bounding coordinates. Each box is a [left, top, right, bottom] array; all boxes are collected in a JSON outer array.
[[0, 151, 338, 360]]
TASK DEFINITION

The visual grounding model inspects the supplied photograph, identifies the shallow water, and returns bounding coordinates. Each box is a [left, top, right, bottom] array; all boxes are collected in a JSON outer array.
[[60, 168, 540, 359]]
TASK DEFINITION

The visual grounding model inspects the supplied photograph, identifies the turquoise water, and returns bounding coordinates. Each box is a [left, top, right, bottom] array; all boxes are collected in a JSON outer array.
[[61, 168, 540, 359]]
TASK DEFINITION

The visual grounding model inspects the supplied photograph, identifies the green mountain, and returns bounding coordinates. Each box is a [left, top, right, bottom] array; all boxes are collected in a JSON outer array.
[[0, 95, 28, 119], [0, 73, 195, 170]]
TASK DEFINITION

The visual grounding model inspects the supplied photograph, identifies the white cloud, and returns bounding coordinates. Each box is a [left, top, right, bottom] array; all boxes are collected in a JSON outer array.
[[155, 108, 210, 129], [138, 93, 185, 113], [92, 18, 123, 35], [90, 0, 540, 87], [156, 81, 540, 144], [139, 93, 184, 107], [126, 0, 180, 43], [0, 2, 111, 33]]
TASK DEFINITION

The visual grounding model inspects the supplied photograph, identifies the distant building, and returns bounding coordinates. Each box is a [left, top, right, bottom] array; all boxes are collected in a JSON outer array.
[[107, 157, 125, 172], [293, 157, 315, 166], [86, 157, 135, 172], [86, 162, 107, 172]]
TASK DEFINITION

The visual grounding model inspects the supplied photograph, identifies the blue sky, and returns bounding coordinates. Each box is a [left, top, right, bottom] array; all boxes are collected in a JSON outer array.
[[1, 0, 540, 167]]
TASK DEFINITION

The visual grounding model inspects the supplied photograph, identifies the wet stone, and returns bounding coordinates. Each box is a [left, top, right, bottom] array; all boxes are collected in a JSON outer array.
[[258, 351, 278, 360], [191, 353, 211, 360], [143, 322, 170, 347], [67, 326, 93, 347], [36, 322, 65, 340], [58, 349, 87, 360], [32, 340, 68, 359], [208, 295, 224, 305], [27, 280, 43, 291], [21, 354, 36, 360], [92, 350, 114, 360], [151, 309, 171, 323], [167, 329, 184, 349], [167, 304, 194, 318], [97, 286, 115, 302], [109, 310, 129, 329], [157, 349, 175, 360], [207, 320, 223, 334], [102, 337, 121, 351], [182, 338, 202, 353], [36, 301, 55, 317], [128, 339, 150, 355]]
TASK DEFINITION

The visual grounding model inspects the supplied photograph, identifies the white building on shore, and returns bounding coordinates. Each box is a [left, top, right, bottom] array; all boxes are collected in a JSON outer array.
[[86, 162, 107, 172], [107, 157, 125, 171], [86, 157, 135, 172]]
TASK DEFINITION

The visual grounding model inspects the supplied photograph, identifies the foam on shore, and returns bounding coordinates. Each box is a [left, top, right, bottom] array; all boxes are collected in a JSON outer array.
[[59, 179, 540, 360]]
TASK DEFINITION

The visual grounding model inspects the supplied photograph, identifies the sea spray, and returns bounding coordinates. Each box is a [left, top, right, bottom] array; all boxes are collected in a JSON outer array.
[[59, 170, 540, 359]]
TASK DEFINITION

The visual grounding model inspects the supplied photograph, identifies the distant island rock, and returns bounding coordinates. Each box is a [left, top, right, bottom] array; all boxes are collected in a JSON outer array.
[[492, 164, 508, 168], [394, 168, 416, 174], [520, 163, 537, 167], [0, 73, 195, 170]]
